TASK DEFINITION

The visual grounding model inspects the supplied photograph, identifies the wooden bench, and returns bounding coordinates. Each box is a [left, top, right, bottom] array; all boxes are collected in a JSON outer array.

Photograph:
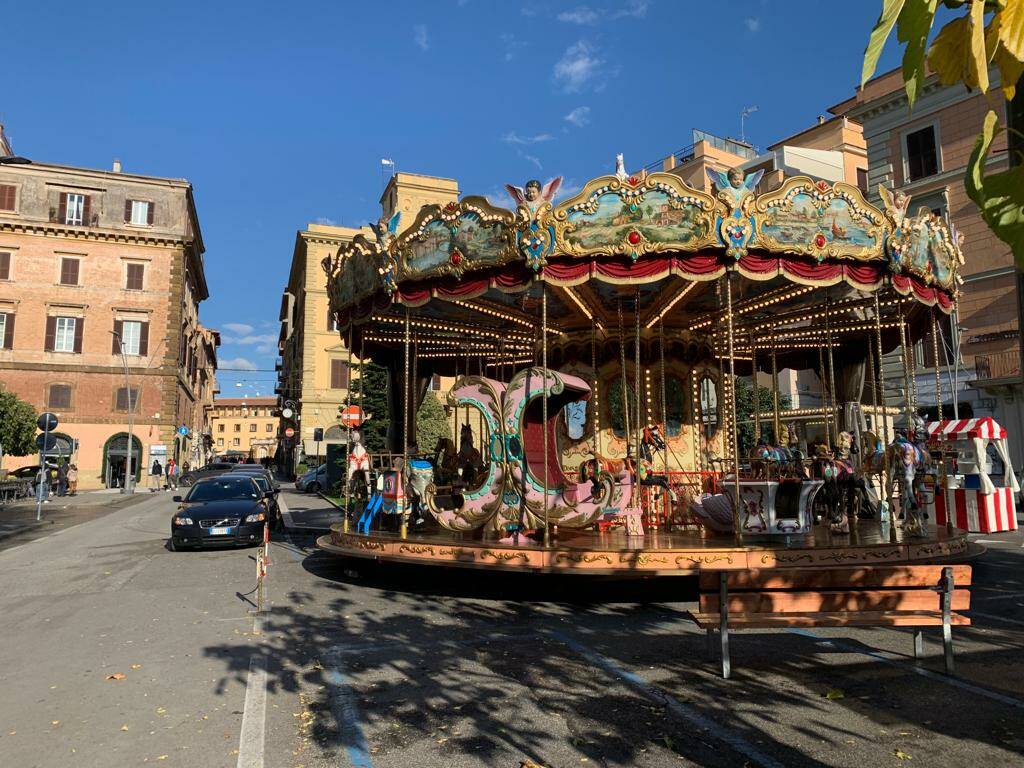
[[689, 565, 971, 678]]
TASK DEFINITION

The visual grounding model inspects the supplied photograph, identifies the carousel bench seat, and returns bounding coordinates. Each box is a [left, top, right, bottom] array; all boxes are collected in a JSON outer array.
[[689, 565, 971, 679]]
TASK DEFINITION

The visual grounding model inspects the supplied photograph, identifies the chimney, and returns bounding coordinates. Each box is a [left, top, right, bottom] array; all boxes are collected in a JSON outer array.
[[817, 115, 826, 125], [112, 158, 122, 173]]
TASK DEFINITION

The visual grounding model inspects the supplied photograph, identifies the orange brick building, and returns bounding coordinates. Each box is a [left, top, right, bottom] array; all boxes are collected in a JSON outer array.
[[0, 150, 217, 488], [831, 67, 1024, 463]]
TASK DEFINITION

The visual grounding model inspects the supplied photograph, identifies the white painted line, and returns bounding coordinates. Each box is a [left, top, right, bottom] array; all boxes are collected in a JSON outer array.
[[279, 494, 296, 530], [326, 646, 373, 768], [550, 630, 785, 768], [236, 654, 267, 768]]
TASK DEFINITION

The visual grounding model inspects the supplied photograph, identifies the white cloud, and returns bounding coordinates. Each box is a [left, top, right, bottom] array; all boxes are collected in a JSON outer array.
[[558, 6, 600, 24], [221, 332, 278, 350], [552, 179, 583, 202], [521, 152, 542, 170], [314, 216, 338, 226], [564, 106, 591, 128], [222, 322, 254, 336], [219, 356, 257, 371], [520, 5, 538, 17], [501, 131, 554, 146], [611, 0, 649, 19], [413, 24, 430, 51], [744, 17, 760, 32], [500, 32, 528, 62], [553, 41, 603, 93]]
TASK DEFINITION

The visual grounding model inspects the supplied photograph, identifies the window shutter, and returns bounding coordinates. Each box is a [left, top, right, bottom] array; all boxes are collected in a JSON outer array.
[[0, 185, 15, 211], [126, 263, 144, 290], [146, 202, 154, 225], [73, 318, 84, 353], [139, 322, 149, 356], [58, 193, 67, 223], [44, 316, 56, 352], [0, 252, 9, 280], [116, 388, 127, 411], [82, 195, 91, 225], [124, 199, 133, 222], [112, 320, 123, 354], [61, 258, 79, 285], [2, 313, 13, 349]]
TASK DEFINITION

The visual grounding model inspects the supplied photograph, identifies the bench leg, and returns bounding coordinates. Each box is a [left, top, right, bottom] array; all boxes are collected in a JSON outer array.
[[942, 566, 955, 675], [720, 572, 730, 679], [912, 629, 924, 660]]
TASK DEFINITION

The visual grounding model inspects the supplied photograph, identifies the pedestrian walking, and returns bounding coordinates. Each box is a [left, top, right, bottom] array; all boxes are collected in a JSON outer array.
[[67, 464, 79, 495], [56, 462, 68, 497], [150, 459, 163, 492], [166, 458, 177, 491]]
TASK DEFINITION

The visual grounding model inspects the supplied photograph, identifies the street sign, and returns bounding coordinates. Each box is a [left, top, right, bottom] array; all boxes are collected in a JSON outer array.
[[36, 433, 57, 452], [313, 427, 324, 442], [38, 412, 58, 431], [284, 427, 295, 438], [281, 407, 294, 419], [177, 425, 189, 436], [340, 405, 364, 427]]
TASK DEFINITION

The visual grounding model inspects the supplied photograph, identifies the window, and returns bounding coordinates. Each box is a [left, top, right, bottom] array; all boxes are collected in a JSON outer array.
[[0, 184, 15, 211], [53, 317, 78, 353], [125, 199, 153, 226], [330, 359, 348, 389], [234, 424, 241, 432], [429, 374, 441, 391], [233, 438, 240, 447], [217, 438, 224, 447], [112, 319, 148, 356], [0, 312, 12, 349], [59, 257, 80, 286], [218, 423, 224, 432], [249, 423, 257, 433], [905, 125, 939, 182], [63, 193, 87, 225], [114, 386, 140, 412], [856, 167, 868, 194], [0, 252, 9, 280], [266, 423, 273, 432], [125, 263, 145, 290], [47, 384, 72, 410]]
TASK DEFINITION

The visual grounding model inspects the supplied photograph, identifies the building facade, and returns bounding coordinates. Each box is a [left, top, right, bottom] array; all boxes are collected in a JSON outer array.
[[276, 173, 459, 472], [0, 155, 214, 488], [209, 396, 278, 461], [831, 68, 1024, 464]]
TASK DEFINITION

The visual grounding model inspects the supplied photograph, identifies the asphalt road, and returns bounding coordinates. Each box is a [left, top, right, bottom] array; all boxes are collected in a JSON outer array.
[[1, 487, 1022, 767]]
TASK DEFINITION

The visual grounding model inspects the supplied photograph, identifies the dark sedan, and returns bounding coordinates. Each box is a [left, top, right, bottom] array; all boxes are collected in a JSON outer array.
[[178, 462, 236, 487], [169, 476, 270, 550], [228, 468, 281, 528]]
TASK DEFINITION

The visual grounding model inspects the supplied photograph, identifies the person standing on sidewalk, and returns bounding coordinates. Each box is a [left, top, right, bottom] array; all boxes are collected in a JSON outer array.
[[67, 464, 78, 496], [56, 462, 68, 497], [150, 459, 163, 492]]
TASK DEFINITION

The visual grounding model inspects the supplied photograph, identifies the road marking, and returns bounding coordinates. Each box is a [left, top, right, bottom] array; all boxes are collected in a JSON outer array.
[[550, 630, 785, 768], [236, 654, 267, 768], [327, 647, 373, 768], [787, 629, 1024, 709], [278, 495, 296, 530]]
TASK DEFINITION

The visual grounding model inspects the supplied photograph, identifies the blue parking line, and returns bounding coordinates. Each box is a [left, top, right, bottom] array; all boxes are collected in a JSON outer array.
[[327, 648, 373, 768], [786, 628, 1024, 709], [550, 630, 785, 768]]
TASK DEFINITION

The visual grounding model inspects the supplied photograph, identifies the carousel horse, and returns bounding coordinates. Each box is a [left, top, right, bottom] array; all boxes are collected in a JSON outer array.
[[638, 426, 677, 499], [833, 430, 878, 525], [346, 430, 372, 503], [406, 458, 434, 527], [456, 423, 483, 486], [810, 443, 851, 533], [432, 436, 459, 485], [887, 415, 931, 537], [861, 430, 887, 499]]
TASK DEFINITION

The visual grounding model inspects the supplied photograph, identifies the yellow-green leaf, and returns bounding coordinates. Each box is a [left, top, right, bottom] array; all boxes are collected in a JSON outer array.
[[863, 0, 907, 85], [826, 687, 845, 700], [898, 0, 939, 107], [994, 41, 1024, 99], [965, 110, 1024, 269], [894, 748, 913, 760], [970, 0, 990, 94], [928, 16, 974, 85], [998, 0, 1024, 61]]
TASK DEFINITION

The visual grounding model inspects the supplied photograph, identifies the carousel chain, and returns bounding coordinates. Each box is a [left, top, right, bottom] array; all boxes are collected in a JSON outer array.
[[344, 324, 354, 523], [874, 290, 896, 542], [634, 287, 641, 479], [659, 318, 668, 476], [402, 308, 411, 537], [591, 321, 601, 457], [617, 298, 631, 456], [725, 273, 742, 542], [825, 292, 839, 446], [750, 331, 760, 442], [897, 299, 914, 430], [771, 330, 781, 444], [932, 308, 951, 530]]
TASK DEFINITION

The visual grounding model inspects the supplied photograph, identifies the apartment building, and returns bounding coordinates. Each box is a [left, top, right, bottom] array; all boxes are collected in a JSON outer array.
[[209, 396, 278, 460], [0, 148, 215, 488]]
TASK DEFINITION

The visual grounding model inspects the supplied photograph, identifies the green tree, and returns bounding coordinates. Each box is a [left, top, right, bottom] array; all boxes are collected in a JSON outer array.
[[733, 377, 792, 457], [0, 391, 38, 465], [341, 361, 390, 453], [416, 390, 451, 452], [862, 0, 1024, 263]]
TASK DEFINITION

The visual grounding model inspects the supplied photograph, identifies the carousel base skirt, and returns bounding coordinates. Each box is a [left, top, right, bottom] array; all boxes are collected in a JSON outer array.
[[316, 521, 972, 576]]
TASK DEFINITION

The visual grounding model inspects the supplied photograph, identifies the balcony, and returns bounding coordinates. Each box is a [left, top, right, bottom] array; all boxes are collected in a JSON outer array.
[[973, 349, 1022, 385]]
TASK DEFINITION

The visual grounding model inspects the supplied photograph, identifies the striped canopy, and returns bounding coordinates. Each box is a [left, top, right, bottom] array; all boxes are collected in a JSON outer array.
[[926, 417, 1007, 441]]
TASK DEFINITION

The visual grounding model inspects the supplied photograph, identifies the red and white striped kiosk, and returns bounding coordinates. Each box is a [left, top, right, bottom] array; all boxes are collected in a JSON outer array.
[[927, 417, 1019, 533]]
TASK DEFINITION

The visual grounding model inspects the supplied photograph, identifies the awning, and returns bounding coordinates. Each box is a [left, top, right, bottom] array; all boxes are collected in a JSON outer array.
[[926, 417, 1006, 441]]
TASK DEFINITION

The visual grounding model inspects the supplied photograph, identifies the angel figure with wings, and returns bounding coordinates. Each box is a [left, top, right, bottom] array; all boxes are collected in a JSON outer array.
[[370, 210, 402, 251], [505, 177, 562, 219], [878, 185, 912, 230], [706, 167, 763, 214]]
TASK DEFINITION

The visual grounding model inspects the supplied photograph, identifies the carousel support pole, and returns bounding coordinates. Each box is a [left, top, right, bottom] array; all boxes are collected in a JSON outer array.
[[875, 291, 896, 544], [617, 299, 632, 458], [898, 300, 914, 429], [750, 332, 760, 444], [343, 325, 354, 533], [634, 288, 643, 491], [659, 318, 669, 475], [400, 308, 411, 540], [825, 293, 839, 446], [725, 273, 742, 543], [818, 344, 830, 448], [932, 309, 953, 534], [692, 369, 703, 476], [771, 331, 781, 445], [542, 281, 551, 547], [592, 323, 602, 459]]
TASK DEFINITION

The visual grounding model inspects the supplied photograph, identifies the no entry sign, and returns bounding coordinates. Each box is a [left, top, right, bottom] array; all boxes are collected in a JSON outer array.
[[283, 427, 295, 438], [340, 406, 363, 427]]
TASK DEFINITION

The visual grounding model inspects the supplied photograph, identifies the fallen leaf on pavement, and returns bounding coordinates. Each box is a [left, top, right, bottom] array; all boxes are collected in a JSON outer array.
[[521, 761, 546, 768], [229, 748, 239, 756], [51, 721, 60, 727], [826, 688, 845, 700], [121, 725, 129, 732], [131, 664, 142, 670], [156, 756, 168, 761], [106, 673, 127, 681], [156, 707, 167, 715], [894, 749, 913, 760]]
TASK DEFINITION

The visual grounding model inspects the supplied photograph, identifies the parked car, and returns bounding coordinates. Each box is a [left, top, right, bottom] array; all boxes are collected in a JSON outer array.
[[228, 467, 281, 527], [295, 464, 326, 493], [169, 475, 271, 550], [178, 462, 236, 487]]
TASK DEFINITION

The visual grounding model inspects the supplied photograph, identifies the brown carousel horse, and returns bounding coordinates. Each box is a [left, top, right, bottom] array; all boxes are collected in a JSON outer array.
[[432, 436, 459, 485]]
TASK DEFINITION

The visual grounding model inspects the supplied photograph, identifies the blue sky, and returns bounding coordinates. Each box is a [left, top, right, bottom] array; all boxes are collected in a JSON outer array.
[[3, 0, 904, 397]]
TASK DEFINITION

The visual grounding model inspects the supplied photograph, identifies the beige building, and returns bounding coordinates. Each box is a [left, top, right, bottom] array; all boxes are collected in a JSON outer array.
[[209, 396, 278, 460], [0, 144, 215, 488], [277, 173, 459, 471]]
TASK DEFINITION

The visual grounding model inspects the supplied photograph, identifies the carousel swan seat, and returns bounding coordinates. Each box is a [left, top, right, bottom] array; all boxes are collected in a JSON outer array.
[[734, 479, 822, 535]]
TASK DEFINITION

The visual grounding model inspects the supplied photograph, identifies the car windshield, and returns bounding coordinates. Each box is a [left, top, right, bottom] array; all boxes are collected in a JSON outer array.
[[185, 478, 258, 502]]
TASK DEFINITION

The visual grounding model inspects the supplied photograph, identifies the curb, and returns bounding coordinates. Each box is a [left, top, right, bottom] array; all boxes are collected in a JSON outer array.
[[0, 519, 50, 542]]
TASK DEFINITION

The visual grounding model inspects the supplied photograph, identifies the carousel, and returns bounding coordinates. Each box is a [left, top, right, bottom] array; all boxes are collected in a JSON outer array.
[[316, 159, 986, 575]]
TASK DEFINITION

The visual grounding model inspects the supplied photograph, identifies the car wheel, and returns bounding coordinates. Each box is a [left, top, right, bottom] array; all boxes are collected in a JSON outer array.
[[309, 482, 321, 493], [168, 538, 177, 552]]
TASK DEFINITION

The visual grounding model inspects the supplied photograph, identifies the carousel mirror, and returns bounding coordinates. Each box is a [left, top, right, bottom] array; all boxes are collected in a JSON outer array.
[[664, 375, 686, 438], [699, 374, 719, 440], [564, 400, 588, 440]]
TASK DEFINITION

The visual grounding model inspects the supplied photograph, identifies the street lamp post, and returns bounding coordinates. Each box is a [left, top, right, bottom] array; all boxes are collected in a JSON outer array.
[[110, 330, 135, 494]]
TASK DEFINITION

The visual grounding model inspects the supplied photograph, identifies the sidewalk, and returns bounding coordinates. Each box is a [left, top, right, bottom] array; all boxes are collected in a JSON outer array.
[[0, 489, 152, 542], [279, 487, 344, 532]]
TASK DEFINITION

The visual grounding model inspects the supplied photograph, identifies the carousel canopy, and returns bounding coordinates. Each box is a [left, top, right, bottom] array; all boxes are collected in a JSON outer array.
[[927, 417, 1006, 441]]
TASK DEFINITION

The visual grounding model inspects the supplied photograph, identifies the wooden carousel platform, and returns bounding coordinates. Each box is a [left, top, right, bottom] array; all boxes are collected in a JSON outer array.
[[316, 522, 971, 576]]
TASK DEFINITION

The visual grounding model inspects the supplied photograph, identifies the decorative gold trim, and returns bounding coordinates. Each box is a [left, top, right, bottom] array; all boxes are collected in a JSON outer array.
[[479, 549, 530, 563], [553, 552, 613, 565], [674, 553, 734, 567], [619, 553, 669, 566], [332, 534, 387, 552], [398, 544, 436, 556]]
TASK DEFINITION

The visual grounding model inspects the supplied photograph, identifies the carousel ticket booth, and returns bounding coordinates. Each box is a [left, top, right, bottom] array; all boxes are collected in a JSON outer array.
[[317, 160, 972, 574]]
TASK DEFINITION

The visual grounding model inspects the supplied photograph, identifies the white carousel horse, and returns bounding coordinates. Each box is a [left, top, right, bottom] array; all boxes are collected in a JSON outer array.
[[346, 430, 372, 502]]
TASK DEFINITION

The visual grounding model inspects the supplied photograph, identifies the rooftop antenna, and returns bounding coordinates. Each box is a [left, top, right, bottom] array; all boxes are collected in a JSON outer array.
[[380, 157, 396, 189], [740, 105, 758, 145]]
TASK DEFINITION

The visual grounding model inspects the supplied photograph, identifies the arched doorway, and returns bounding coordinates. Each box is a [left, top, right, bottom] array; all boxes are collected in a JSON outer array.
[[42, 432, 75, 464], [102, 433, 142, 489]]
